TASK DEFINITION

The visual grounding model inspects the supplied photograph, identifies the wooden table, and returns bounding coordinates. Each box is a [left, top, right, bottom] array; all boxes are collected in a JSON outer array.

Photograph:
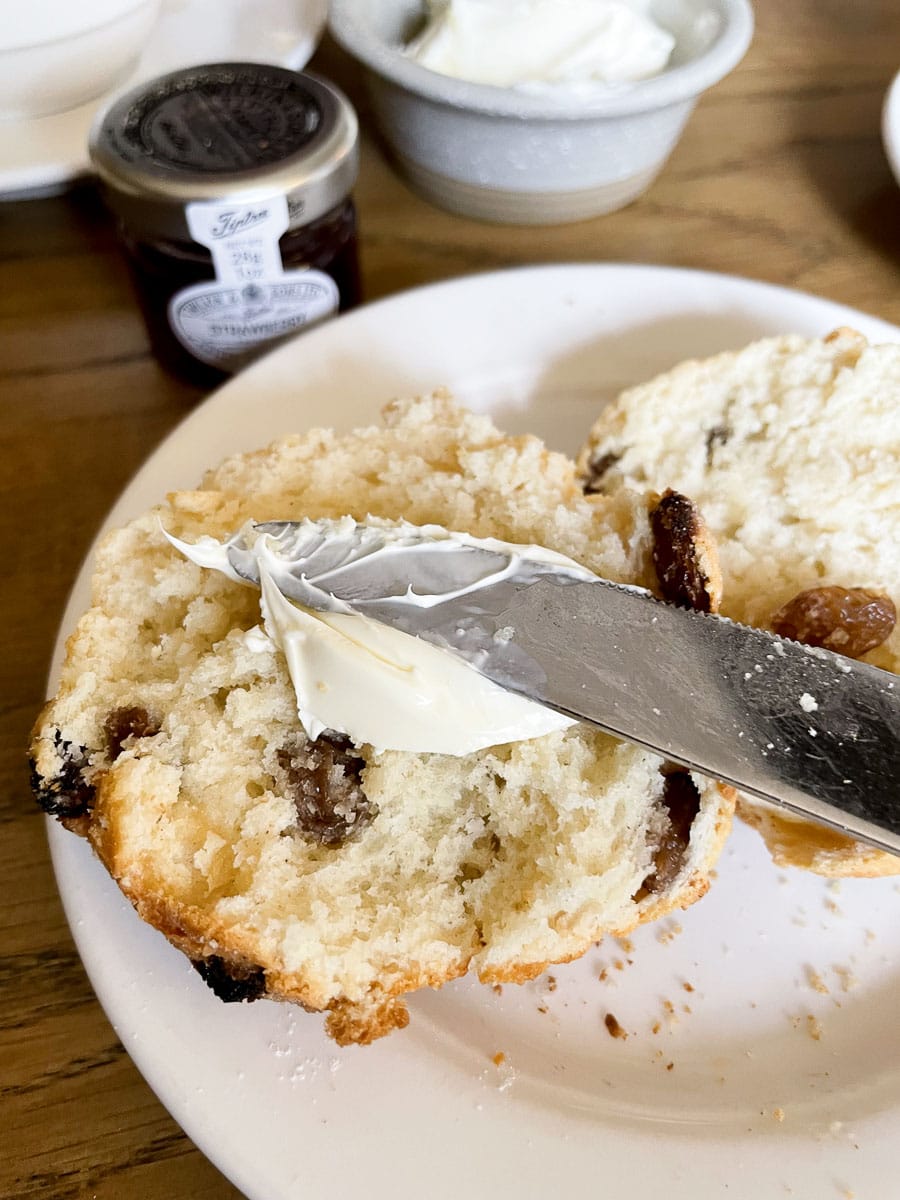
[[4, 6, 900, 1196]]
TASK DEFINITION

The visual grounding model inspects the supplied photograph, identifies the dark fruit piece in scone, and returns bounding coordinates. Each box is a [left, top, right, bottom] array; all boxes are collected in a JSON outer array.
[[276, 731, 378, 848], [649, 490, 723, 614], [191, 955, 268, 1003], [636, 769, 702, 899], [30, 730, 95, 820]]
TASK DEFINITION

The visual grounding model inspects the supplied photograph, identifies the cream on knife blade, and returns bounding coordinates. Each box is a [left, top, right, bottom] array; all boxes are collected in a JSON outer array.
[[168, 517, 900, 855]]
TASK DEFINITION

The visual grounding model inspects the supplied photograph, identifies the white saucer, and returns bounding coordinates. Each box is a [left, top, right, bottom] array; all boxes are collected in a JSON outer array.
[[0, 0, 328, 198], [883, 69, 900, 187]]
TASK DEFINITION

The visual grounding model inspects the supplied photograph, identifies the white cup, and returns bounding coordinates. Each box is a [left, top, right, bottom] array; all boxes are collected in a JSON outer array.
[[0, 0, 162, 121]]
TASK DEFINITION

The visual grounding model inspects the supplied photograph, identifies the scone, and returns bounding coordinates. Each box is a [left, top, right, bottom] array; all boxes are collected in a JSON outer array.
[[31, 395, 733, 1044], [578, 329, 899, 877]]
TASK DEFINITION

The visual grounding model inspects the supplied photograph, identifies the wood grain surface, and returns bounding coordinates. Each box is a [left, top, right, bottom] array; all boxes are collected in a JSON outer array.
[[3, 5, 900, 1197]]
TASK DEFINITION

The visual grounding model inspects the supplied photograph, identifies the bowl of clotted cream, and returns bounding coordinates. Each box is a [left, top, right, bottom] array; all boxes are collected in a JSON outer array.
[[329, 0, 753, 224]]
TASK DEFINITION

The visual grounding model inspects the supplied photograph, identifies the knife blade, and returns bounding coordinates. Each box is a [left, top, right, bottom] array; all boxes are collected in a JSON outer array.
[[221, 520, 900, 855]]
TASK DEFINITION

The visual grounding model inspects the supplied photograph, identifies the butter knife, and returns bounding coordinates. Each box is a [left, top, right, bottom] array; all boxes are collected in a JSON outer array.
[[222, 520, 900, 856]]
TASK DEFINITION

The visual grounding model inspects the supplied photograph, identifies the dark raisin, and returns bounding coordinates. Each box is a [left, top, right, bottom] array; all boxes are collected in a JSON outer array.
[[704, 423, 731, 466], [30, 731, 95, 820], [771, 587, 896, 659], [582, 450, 622, 495], [637, 770, 701, 897], [276, 732, 377, 848], [649, 489, 722, 613], [191, 955, 267, 1003], [104, 705, 160, 758]]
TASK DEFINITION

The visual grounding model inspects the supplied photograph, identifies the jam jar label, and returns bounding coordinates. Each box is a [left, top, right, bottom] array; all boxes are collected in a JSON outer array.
[[168, 196, 339, 370]]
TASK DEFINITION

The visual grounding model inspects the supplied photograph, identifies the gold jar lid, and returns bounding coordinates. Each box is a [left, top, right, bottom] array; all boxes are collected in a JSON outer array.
[[89, 62, 358, 241]]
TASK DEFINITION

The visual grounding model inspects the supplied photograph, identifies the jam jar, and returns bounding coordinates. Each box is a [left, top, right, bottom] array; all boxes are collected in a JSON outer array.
[[89, 63, 360, 387]]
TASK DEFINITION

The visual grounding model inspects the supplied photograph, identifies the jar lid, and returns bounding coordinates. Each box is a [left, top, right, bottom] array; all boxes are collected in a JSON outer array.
[[89, 63, 358, 242]]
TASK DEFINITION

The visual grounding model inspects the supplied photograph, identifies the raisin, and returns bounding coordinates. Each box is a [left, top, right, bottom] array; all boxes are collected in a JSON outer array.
[[30, 730, 95, 820], [191, 955, 267, 1003], [30, 751, 94, 820], [583, 450, 622, 495], [104, 705, 160, 758], [276, 732, 377, 848], [771, 587, 896, 659], [637, 770, 701, 898], [704, 423, 731, 466], [649, 489, 722, 613]]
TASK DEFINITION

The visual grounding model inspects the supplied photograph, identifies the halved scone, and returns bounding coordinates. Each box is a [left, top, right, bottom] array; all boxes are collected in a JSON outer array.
[[578, 330, 899, 877], [32, 395, 733, 1042]]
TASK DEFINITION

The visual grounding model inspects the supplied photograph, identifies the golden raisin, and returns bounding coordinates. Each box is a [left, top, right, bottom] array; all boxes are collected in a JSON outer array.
[[770, 587, 896, 659]]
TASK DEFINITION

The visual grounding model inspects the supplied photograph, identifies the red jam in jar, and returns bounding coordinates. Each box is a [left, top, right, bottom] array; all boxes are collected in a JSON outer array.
[[90, 63, 360, 387]]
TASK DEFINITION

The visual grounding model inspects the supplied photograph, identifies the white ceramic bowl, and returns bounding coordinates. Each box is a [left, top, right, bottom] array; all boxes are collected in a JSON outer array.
[[329, 0, 753, 223], [0, 0, 161, 122]]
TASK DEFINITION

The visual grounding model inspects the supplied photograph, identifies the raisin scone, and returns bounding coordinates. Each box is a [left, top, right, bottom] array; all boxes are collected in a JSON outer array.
[[578, 329, 899, 878], [32, 394, 733, 1044]]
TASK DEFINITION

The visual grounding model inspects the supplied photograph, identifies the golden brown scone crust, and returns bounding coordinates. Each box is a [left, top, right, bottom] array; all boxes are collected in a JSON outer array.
[[737, 804, 900, 879]]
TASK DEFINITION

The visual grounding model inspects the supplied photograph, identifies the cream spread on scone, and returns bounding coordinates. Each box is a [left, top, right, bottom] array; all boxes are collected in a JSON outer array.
[[166, 516, 598, 754]]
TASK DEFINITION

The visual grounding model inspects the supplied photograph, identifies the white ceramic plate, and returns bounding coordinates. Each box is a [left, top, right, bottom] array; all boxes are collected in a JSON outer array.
[[47, 265, 900, 1200], [0, 0, 327, 198], [883, 69, 900, 187]]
